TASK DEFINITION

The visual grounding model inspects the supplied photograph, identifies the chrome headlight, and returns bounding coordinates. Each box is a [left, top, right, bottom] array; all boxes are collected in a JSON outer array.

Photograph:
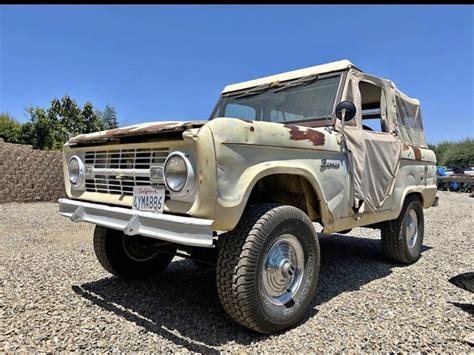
[[164, 152, 195, 194], [68, 156, 85, 187]]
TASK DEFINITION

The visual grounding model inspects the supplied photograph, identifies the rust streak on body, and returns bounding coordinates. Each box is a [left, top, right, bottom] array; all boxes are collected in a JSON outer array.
[[284, 124, 325, 146], [412, 146, 422, 161], [403, 143, 423, 161]]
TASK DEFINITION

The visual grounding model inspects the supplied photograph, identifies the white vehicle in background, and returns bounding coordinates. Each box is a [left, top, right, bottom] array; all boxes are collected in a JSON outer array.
[[444, 167, 474, 176]]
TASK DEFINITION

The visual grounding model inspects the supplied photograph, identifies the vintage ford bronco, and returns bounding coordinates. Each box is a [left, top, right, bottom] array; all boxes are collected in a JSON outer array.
[[59, 60, 437, 334]]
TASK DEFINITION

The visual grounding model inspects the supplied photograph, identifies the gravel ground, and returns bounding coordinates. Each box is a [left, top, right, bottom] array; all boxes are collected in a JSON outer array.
[[1, 191, 473, 352]]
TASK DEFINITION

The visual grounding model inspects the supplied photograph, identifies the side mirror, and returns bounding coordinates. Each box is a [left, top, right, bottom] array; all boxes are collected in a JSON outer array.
[[335, 101, 356, 122]]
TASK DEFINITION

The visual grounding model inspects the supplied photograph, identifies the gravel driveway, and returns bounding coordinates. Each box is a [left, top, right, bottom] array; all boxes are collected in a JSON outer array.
[[1, 191, 473, 352]]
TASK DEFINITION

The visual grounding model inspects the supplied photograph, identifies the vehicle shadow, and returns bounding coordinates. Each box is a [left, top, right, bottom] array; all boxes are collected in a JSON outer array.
[[72, 233, 431, 352], [448, 302, 474, 316], [313, 233, 431, 306]]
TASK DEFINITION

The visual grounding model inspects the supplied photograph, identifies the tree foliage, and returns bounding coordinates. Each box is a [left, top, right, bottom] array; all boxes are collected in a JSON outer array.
[[25, 107, 57, 150], [0, 96, 118, 150], [0, 113, 22, 142], [46, 96, 106, 146], [101, 105, 118, 129], [429, 138, 474, 167]]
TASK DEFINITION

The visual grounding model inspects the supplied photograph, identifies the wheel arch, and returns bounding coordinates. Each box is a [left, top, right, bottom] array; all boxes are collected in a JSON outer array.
[[213, 164, 332, 231], [393, 188, 427, 220], [246, 173, 323, 222], [404, 191, 423, 204]]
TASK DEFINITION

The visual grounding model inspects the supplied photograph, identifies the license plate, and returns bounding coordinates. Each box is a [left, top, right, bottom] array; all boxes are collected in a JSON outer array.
[[132, 186, 165, 213]]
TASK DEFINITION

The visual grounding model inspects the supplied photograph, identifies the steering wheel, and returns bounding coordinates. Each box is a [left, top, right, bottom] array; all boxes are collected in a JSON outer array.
[[362, 124, 374, 131]]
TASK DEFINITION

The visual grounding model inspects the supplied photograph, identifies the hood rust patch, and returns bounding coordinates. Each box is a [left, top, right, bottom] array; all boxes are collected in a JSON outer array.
[[69, 121, 207, 144], [284, 124, 325, 146], [104, 123, 183, 137], [403, 144, 410, 151]]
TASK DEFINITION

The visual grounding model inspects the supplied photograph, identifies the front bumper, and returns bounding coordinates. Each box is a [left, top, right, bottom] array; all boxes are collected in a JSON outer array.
[[58, 198, 215, 248]]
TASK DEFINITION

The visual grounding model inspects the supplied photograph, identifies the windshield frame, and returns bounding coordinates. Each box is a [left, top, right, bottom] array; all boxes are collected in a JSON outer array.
[[209, 69, 348, 128]]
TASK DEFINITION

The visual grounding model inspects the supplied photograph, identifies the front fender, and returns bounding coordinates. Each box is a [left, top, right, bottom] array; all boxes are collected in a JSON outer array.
[[212, 161, 334, 231], [206, 117, 346, 231]]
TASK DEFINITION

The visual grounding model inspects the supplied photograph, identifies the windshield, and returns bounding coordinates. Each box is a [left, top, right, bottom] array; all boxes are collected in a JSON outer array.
[[211, 74, 341, 125]]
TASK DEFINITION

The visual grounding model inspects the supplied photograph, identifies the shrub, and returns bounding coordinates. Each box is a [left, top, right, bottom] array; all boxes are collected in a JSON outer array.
[[0, 113, 22, 143], [429, 138, 474, 167]]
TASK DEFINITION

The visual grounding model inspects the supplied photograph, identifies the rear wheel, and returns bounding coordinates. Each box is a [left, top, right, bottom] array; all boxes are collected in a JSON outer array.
[[93, 226, 175, 279], [216, 204, 320, 334], [380, 196, 424, 264]]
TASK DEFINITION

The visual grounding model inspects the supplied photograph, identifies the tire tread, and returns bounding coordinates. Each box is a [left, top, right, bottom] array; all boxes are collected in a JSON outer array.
[[92, 226, 174, 279], [381, 195, 424, 264], [216, 204, 319, 333], [93, 226, 119, 276]]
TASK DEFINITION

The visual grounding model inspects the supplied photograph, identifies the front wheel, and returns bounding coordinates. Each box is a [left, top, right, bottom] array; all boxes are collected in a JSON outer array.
[[216, 204, 320, 334], [380, 196, 424, 264], [93, 226, 175, 280]]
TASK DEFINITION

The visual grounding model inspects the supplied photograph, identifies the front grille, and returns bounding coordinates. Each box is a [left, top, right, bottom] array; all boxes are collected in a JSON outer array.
[[84, 147, 169, 196]]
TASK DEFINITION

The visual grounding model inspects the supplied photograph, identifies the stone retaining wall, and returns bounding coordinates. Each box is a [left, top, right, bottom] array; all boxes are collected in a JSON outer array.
[[0, 138, 65, 202]]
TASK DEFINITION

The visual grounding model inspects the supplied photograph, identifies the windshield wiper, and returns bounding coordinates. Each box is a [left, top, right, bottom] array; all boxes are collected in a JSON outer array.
[[273, 74, 319, 93], [224, 73, 319, 99], [228, 83, 274, 99]]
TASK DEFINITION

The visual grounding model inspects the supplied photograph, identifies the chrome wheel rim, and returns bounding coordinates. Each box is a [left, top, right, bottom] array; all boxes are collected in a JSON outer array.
[[406, 210, 418, 249], [122, 235, 159, 262], [262, 234, 305, 306]]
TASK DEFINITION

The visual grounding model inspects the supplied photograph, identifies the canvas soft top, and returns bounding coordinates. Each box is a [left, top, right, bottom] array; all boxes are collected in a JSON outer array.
[[335, 66, 427, 215], [222, 59, 359, 93], [222, 59, 425, 147]]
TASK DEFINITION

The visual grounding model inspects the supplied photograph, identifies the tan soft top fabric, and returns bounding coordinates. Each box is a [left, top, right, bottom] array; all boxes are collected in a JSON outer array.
[[342, 126, 402, 213], [392, 84, 426, 147], [337, 68, 424, 213], [222, 59, 359, 93], [222, 60, 426, 148]]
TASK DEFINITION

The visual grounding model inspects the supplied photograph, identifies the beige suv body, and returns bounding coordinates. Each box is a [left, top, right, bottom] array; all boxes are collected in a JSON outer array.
[[59, 60, 436, 333]]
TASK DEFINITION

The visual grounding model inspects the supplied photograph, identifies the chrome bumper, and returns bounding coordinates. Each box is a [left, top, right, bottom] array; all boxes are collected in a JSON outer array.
[[58, 198, 215, 248]]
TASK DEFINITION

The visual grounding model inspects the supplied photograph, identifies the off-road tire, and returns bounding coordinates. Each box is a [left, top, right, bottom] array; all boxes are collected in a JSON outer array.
[[93, 226, 175, 279], [380, 195, 424, 264], [216, 204, 320, 334]]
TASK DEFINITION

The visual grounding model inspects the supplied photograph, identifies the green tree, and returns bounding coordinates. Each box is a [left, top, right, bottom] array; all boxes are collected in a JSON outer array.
[[48, 95, 83, 142], [82, 102, 105, 133], [443, 138, 474, 167], [25, 107, 57, 150], [101, 105, 118, 129], [18, 121, 36, 146], [0, 113, 22, 143], [44, 95, 105, 147], [21, 95, 105, 150], [429, 137, 474, 167]]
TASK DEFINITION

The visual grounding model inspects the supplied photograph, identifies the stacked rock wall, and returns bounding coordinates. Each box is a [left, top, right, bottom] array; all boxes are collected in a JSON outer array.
[[0, 139, 65, 202]]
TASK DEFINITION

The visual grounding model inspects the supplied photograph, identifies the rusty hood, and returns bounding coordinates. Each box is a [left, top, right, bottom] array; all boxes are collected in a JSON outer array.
[[68, 120, 207, 144]]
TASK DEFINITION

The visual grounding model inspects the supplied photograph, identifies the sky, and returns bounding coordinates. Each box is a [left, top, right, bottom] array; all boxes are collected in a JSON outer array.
[[0, 5, 472, 143]]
